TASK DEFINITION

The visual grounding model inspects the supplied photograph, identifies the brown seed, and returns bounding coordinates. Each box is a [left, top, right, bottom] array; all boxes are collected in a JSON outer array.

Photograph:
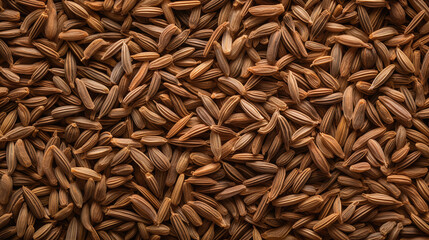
[[75, 78, 95, 110], [379, 96, 412, 123], [188, 201, 225, 227], [190, 60, 214, 80], [149, 54, 173, 70], [308, 140, 330, 175], [363, 193, 402, 205], [0, 174, 13, 205], [71, 167, 102, 181], [335, 35, 371, 48], [15, 139, 32, 168], [249, 4, 284, 17], [22, 186, 47, 219], [203, 21, 228, 57], [396, 47, 415, 73], [59, 29, 89, 41], [369, 64, 395, 90], [313, 213, 339, 232], [121, 42, 133, 75]]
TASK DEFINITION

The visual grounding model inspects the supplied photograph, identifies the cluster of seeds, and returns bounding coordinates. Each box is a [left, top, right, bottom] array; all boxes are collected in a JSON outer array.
[[1, 0, 429, 239]]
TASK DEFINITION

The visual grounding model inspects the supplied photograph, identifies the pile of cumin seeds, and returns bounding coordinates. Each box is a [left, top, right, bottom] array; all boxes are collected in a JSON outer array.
[[1, 0, 429, 239]]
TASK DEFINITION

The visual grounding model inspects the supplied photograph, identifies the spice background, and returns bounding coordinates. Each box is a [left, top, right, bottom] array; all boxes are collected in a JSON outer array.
[[0, 0, 429, 239]]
